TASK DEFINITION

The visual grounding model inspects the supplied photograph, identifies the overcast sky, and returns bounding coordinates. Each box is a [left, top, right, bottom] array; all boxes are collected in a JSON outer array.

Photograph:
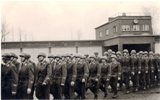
[[1, 0, 160, 41]]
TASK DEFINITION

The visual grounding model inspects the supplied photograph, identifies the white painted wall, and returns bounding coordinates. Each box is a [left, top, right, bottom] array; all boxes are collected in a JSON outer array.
[[155, 42, 160, 53]]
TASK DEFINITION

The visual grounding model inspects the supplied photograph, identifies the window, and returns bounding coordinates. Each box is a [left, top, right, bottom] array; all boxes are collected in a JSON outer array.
[[121, 25, 130, 31], [113, 26, 117, 32], [142, 25, 149, 31], [99, 32, 102, 37], [105, 29, 109, 35], [132, 25, 140, 31]]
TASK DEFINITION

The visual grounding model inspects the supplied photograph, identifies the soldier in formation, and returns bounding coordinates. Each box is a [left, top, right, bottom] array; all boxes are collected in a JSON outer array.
[[1, 49, 160, 99]]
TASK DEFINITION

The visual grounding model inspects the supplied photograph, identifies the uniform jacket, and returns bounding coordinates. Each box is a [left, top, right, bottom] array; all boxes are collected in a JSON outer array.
[[88, 61, 101, 79], [51, 61, 67, 85], [130, 55, 138, 72], [66, 61, 77, 82], [18, 61, 34, 89], [76, 61, 89, 80], [110, 61, 121, 77], [121, 56, 131, 72], [100, 62, 111, 79], [36, 60, 51, 85], [1, 62, 18, 93]]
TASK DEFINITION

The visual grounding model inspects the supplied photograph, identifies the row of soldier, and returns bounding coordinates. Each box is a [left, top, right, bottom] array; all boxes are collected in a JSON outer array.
[[1, 49, 160, 99]]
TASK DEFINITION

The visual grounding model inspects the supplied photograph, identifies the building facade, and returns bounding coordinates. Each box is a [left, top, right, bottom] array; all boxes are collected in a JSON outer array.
[[95, 14, 159, 53]]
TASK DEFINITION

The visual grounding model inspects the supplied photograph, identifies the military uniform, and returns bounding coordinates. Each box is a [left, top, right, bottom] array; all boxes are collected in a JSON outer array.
[[16, 53, 34, 99], [110, 55, 121, 98], [1, 53, 18, 99], [64, 57, 77, 99], [99, 57, 111, 98], [88, 56, 101, 99], [50, 56, 67, 99], [130, 50, 139, 91], [148, 52, 155, 87], [35, 53, 51, 99], [75, 57, 89, 99], [121, 49, 131, 93], [154, 54, 160, 85]]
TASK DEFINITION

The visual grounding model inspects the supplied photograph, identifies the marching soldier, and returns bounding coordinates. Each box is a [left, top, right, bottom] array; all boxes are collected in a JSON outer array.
[[88, 56, 101, 99], [143, 51, 150, 89], [130, 50, 139, 92], [116, 51, 123, 90], [16, 53, 34, 99], [99, 56, 111, 98], [154, 53, 160, 85], [50, 55, 67, 99], [35, 53, 51, 99], [110, 55, 121, 98], [75, 55, 89, 99], [121, 49, 131, 94], [1, 53, 18, 99], [64, 54, 77, 99], [148, 51, 155, 87], [26, 54, 37, 99]]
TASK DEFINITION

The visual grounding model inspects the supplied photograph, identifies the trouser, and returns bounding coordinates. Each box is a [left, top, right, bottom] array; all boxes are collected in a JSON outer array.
[[75, 78, 86, 99], [99, 78, 109, 96], [88, 78, 99, 98], [155, 68, 160, 84], [16, 81, 30, 99], [131, 72, 139, 89], [35, 83, 50, 99], [122, 72, 130, 90], [2, 86, 14, 99], [139, 70, 146, 89], [64, 79, 75, 99], [110, 77, 118, 95], [118, 74, 123, 89], [50, 81, 64, 99], [150, 69, 155, 86], [145, 71, 150, 88]]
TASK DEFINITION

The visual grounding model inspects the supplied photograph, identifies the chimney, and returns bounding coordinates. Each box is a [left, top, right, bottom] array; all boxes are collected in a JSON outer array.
[[122, 13, 126, 16]]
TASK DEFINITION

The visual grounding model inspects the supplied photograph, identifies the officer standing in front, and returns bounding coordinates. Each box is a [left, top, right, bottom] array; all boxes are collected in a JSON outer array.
[[35, 53, 51, 99], [1, 53, 18, 99]]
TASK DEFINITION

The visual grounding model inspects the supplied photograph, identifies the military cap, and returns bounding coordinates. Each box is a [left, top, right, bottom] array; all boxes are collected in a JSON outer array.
[[139, 51, 143, 54], [10, 52, 18, 59], [79, 55, 85, 59], [65, 53, 71, 57], [94, 52, 98, 55], [100, 56, 107, 60], [48, 54, 54, 58], [19, 53, 28, 58], [104, 51, 108, 55], [107, 49, 112, 53], [149, 51, 154, 55], [143, 51, 148, 54], [123, 49, 129, 53], [84, 54, 89, 57], [131, 50, 136, 54], [116, 51, 121, 55], [112, 51, 116, 55], [89, 56, 96, 59], [37, 52, 46, 58], [54, 54, 62, 59], [111, 55, 117, 59]]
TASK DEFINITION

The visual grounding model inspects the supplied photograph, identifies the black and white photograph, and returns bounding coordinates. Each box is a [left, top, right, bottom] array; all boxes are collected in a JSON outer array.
[[1, 0, 160, 99]]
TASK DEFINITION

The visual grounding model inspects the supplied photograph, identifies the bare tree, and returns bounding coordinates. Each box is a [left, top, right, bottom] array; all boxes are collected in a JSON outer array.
[[1, 20, 10, 42]]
